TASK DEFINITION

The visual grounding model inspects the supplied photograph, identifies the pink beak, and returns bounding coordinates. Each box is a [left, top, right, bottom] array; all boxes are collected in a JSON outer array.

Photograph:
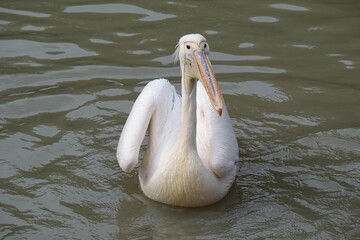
[[189, 50, 223, 116]]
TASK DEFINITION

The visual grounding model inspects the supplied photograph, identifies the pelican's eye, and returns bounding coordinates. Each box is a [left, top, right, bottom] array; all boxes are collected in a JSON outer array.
[[204, 43, 207, 48], [186, 45, 190, 50]]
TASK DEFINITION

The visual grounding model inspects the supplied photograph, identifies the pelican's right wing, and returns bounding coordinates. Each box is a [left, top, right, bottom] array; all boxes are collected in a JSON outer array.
[[116, 79, 176, 172]]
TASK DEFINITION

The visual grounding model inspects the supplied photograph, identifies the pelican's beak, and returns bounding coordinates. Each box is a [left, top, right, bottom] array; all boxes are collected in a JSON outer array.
[[189, 50, 223, 116]]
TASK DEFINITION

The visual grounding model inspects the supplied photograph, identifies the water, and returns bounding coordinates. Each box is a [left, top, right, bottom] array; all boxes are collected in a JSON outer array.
[[0, 0, 359, 239]]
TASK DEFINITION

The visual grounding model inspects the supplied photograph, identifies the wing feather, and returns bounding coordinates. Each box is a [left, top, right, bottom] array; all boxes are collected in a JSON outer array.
[[196, 81, 239, 178], [116, 79, 176, 172]]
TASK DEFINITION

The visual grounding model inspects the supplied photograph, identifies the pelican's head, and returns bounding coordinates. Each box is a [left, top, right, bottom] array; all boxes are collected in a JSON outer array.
[[175, 34, 223, 116]]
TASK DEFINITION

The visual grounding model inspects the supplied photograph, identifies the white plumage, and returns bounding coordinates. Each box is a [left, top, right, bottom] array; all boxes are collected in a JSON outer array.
[[117, 34, 238, 207]]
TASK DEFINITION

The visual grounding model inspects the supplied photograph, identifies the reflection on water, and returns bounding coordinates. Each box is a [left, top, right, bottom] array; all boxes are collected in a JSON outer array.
[[0, 0, 359, 239]]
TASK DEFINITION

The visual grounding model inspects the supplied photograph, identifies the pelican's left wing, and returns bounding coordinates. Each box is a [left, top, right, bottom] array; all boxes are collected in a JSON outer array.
[[116, 79, 176, 172], [196, 82, 239, 178]]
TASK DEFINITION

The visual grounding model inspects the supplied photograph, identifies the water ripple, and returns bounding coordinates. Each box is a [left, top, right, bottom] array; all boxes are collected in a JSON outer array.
[[21, 25, 47, 31], [294, 128, 360, 156], [0, 20, 11, 25], [239, 42, 255, 48], [0, 7, 50, 18], [0, 40, 97, 60], [292, 44, 316, 49], [250, 16, 279, 23], [221, 81, 288, 102], [0, 94, 95, 118], [215, 65, 286, 74], [116, 32, 138, 37], [0, 65, 285, 91], [153, 52, 271, 65], [64, 4, 176, 21], [263, 113, 320, 126], [270, 4, 309, 11]]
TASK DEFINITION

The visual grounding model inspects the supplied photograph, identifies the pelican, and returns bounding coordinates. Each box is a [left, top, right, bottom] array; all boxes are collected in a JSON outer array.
[[117, 34, 239, 207]]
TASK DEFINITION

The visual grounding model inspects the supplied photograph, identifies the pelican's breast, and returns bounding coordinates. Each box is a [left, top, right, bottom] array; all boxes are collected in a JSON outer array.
[[140, 146, 224, 207]]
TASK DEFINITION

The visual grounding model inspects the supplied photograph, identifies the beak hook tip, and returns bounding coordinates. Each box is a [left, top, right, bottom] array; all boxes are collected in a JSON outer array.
[[217, 108, 223, 116]]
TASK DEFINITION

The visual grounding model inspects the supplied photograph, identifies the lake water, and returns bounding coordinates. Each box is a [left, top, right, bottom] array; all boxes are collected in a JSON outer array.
[[0, 0, 359, 239]]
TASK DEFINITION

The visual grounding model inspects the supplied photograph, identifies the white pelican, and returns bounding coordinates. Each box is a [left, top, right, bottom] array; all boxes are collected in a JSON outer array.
[[117, 34, 239, 207]]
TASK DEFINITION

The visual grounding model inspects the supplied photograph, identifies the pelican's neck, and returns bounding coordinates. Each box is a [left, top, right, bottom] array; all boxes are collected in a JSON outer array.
[[179, 71, 197, 147]]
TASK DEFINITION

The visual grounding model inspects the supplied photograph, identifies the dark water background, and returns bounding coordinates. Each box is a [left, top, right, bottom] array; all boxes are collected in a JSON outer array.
[[0, 0, 359, 239]]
